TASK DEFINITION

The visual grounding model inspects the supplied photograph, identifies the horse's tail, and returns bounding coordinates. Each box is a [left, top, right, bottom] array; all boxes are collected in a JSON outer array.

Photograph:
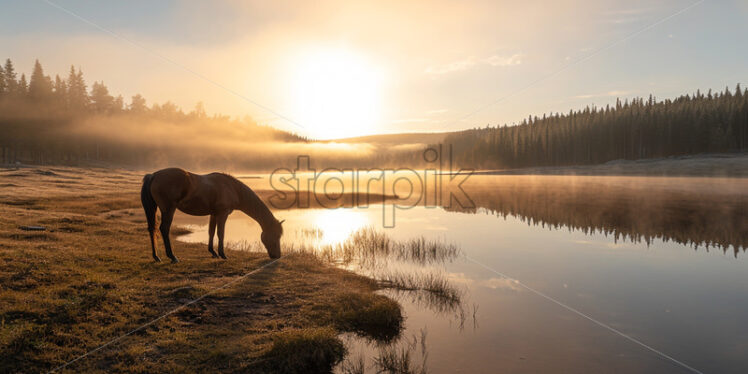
[[141, 174, 157, 232]]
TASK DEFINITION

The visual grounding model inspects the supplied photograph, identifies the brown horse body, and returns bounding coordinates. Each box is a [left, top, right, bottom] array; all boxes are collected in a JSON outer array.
[[141, 168, 283, 263]]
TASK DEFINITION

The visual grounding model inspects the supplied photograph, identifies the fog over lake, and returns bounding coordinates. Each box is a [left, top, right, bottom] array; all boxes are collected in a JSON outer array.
[[175, 174, 748, 373]]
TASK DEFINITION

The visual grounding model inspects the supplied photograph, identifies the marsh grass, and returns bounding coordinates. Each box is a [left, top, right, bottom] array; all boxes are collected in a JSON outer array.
[[342, 227, 460, 266], [376, 271, 463, 313], [284, 227, 465, 315], [282, 227, 467, 373], [398, 237, 460, 265], [226, 239, 264, 253], [338, 353, 366, 374], [289, 227, 460, 267], [372, 329, 429, 374]]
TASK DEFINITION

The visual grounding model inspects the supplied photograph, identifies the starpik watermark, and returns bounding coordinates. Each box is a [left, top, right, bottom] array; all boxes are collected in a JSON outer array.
[[267, 144, 475, 227]]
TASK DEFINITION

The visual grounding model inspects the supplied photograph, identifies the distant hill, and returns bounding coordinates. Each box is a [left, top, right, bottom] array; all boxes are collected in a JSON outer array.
[[327, 132, 448, 145]]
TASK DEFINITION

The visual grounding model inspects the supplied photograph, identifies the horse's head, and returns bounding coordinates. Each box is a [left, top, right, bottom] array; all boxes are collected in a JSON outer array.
[[261, 219, 284, 259]]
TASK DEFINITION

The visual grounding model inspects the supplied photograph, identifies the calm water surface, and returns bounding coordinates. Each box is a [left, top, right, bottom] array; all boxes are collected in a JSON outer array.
[[176, 175, 748, 373]]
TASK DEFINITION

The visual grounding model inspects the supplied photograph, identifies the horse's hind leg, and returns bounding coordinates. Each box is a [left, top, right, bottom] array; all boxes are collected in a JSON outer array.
[[149, 229, 160, 262], [216, 212, 229, 259], [208, 215, 218, 258], [159, 206, 179, 263], [141, 175, 160, 262]]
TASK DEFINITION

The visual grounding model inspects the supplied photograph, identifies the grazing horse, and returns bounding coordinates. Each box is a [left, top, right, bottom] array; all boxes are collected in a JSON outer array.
[[140, 168, 283, 263]]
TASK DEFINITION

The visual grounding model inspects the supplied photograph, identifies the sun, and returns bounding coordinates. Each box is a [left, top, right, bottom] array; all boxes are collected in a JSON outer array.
[[287, 47, 384, 140]]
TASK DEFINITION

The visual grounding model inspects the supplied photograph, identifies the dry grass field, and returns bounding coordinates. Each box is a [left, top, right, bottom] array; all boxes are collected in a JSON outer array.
[[0, 167, 401, 373]]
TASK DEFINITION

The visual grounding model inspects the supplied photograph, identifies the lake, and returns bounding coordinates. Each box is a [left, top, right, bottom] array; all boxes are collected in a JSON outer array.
[[175, 174, 748, 373]]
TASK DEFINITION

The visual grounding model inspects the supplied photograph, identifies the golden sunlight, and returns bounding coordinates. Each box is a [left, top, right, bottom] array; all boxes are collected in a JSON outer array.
[[287, 47, 384, 140], [312, 209, 369, 245]]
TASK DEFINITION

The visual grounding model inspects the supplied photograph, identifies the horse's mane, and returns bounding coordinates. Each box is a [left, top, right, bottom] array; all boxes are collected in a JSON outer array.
[[218, 172, 281, 233], [213, 173, 256, 195], [216, 172, 243, 184]]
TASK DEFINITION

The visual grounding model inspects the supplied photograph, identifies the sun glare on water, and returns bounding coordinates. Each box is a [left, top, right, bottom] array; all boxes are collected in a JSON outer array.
[[312, 209, 369, 246], [287, 47, 385, 140]]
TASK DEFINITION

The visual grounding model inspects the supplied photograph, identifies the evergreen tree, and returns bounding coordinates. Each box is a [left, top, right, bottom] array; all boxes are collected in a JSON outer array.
[[129, 94, 147, 113], [157, 101, 179, 118], [4, 59, 18, 96], [18, 74, 28, 96], [0, 64, 5, 96], [53, 75, 67, 107], [90, 81, 114, 113], [66, 66, 89, 110], [113, 95, 124, 112], [191, 101, 207, 119], [28, 59, 53, 101]]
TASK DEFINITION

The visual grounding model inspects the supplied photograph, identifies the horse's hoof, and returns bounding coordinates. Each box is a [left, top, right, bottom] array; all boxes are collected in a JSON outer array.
[[153, 256, 161, 262], [170, 258, 179, 264], [211, 254, 219, 259], [219, 254, 227, 260]]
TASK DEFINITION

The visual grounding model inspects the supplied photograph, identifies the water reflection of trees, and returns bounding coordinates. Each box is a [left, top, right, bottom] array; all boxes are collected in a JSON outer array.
[[448, 176, 748, 255]]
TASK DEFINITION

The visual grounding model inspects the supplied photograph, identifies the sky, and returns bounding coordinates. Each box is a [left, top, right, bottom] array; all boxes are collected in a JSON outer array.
[[1, 0, 747, 139]]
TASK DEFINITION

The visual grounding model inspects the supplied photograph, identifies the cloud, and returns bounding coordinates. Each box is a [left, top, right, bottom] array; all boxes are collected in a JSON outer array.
[[480, 277, 522, 292], [574, 90, 633, 99], [424, 53, 523, 75], [600, 7, 655, 24], [602, 7, 655, 16], [603, 17, 643, 24], [424, 58, 477, 75], [391, 118, 430, 124], [483, 54, 523, 67], [447, 273, 522, 292]]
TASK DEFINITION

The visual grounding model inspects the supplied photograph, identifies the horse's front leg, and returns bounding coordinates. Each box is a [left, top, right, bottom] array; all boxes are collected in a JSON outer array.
[[216, 212, 229, 259], [208, 215, 218, 258]]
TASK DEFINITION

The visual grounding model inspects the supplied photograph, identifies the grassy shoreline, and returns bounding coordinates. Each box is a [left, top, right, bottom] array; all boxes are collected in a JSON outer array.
[[0, 168, 402, 373]]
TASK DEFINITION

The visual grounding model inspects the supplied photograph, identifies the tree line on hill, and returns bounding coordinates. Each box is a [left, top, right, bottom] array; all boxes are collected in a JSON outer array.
[[2, 58, 746, 170], [442, 86, 748, 169], [0, 58, 305, 168]]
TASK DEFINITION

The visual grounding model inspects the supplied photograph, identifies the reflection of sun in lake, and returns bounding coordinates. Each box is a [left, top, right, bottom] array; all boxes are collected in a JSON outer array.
[[312, 209, 369, 245]]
